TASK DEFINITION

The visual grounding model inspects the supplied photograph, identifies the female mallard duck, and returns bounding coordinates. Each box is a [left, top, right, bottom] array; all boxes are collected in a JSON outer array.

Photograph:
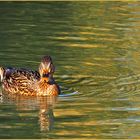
[[0, 56, 60, 96]]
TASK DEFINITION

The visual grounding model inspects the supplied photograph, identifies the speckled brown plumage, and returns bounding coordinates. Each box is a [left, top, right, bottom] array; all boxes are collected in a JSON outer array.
[[0, 56, 60, 96]]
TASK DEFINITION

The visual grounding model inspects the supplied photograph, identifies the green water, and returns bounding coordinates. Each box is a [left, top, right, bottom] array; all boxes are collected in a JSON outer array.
[[0, 1, 140, 139]]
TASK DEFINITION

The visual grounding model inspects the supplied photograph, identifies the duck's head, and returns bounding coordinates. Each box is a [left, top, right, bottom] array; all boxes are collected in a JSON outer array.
[[39, 56, 55, 83]]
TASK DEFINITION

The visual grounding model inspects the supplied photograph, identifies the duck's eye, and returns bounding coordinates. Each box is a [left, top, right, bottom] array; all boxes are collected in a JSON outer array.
[[42, 73, 49, 77]]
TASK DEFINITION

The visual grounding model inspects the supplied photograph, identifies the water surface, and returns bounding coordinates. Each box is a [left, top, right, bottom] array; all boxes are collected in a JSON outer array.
[[0, 1, 140, 139]]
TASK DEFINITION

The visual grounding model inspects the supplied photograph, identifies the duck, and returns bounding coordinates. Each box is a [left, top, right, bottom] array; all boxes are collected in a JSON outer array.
[[0, 56, 60, 96]]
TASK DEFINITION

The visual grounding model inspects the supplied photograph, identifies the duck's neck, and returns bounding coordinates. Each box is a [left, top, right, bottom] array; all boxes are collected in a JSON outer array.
[[40, 77, 49, 83], [39, 76, 55, 85], [38, 78, 49, 93]]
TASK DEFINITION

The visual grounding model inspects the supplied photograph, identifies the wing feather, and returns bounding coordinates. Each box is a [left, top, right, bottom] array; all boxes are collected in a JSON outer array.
[[3, 68, 40, 95]]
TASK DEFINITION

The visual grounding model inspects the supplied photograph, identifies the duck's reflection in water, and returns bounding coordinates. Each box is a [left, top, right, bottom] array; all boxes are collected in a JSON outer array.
[[38, 96, 56, 132], [1, 90, 57, 132]]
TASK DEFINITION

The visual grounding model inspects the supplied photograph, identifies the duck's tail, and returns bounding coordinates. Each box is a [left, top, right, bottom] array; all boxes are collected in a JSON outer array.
[[0, 67, 4, 82]]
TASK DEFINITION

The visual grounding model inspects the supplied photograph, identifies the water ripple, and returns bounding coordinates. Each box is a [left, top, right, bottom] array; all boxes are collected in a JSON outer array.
[[100, 73, 140, 98]]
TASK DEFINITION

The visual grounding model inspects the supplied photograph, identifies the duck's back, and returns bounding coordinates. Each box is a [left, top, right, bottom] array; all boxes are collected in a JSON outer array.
[[2, 67, 40, 95]]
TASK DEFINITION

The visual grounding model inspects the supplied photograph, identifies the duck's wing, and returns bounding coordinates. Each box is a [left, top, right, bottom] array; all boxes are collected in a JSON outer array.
[[4, 67, 40, 82], [2, 68, 40, 94]]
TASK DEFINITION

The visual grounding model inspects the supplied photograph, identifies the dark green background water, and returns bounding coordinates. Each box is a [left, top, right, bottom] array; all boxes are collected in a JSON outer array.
[[0, 1, 140, 139]]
